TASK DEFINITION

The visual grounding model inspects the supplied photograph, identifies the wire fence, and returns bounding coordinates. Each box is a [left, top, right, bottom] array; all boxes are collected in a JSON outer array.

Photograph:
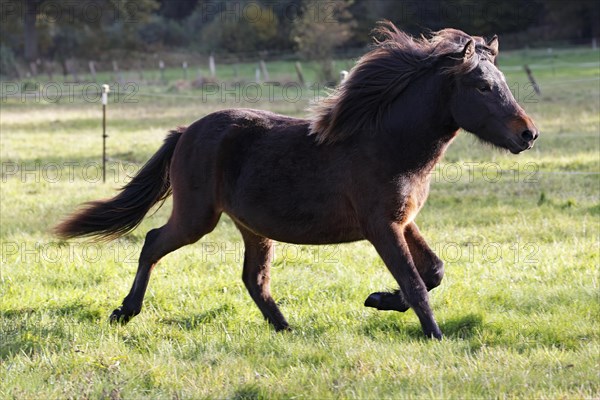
[[500, 61, 600, 71], [2, 76, 599, 102]]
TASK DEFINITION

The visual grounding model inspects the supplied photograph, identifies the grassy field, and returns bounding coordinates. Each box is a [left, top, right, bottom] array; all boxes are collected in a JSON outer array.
[[1, 46, 599, 399]]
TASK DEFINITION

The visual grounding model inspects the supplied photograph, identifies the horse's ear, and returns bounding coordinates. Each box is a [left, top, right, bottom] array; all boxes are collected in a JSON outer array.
[[487, 35, 499, 55], [461, 39, 475, 61]]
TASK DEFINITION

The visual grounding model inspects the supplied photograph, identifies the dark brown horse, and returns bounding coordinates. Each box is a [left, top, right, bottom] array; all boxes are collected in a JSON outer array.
[[56, 22, 538, 339]]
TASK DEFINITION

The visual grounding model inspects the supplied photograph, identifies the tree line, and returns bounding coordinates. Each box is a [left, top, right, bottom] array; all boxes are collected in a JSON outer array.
[[1, 0, 598, 78]]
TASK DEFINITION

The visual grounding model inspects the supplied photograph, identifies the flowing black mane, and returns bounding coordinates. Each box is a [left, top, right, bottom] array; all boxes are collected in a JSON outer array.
[[309, 21, 497, 144]]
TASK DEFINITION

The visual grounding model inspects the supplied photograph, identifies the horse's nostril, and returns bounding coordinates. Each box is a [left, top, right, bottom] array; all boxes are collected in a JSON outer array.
[[521, 130, 534, 142]]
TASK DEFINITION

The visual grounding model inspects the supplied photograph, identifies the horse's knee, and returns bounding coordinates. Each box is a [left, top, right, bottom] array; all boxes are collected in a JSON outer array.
[[426, 258, 444, 290]]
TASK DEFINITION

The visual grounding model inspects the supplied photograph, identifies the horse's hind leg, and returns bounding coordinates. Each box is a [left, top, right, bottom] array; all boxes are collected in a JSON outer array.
[[365, 222, 443, 312], [110, 209, 220, 323], [236, 224, 290, 331]]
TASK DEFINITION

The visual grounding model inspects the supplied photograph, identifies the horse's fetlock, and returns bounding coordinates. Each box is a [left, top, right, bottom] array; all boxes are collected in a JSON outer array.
[[426, 258, 445, 289]]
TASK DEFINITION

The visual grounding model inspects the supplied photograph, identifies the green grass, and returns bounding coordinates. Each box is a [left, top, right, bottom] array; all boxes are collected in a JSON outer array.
[[1, 46, 599, 398]]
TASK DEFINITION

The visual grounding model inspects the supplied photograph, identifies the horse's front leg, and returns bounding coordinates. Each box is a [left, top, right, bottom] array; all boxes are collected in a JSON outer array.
[[404, 222, 444, 289], [365, 222, 442, 339], [365, 222, 443, 312]]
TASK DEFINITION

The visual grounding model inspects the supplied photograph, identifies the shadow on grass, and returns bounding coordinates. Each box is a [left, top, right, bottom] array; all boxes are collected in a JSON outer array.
[[2, 301, 103, 322], [231, 384, 296, 400], [231, 384, 264, 400], [1, 302, 106, 359], [159, 304, 236, 330], [0, 313, 87, 360], [439, 313, 485, 339], [361, 312, 484, 341]]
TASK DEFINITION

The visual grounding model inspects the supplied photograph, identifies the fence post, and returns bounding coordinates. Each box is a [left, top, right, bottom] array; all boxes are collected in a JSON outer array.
[[259, 60, 269, 81], [209, 54, 216, 78], [137, 62, 144, 81], [159, 60, 165, 82], [102, 84, 110, 183], [89, 61, 97, 82], [182, 61, 188, 80], [295, 62, 305, 87], [66, 60, 79, 82], [113, 60, 123, 82], [45, 60, 53, 81], [29, 62, 38, 77], [547, 48, 555, 76], [523, 65, 541, 96]]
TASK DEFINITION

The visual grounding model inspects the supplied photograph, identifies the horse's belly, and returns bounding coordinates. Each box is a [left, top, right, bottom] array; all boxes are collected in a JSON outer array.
[[224, 187, 363, 244], [232, 214, 364, 245]]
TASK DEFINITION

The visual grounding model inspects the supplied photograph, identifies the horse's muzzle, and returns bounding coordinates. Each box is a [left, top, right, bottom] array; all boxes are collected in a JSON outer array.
[[520, 128, 539, 151]]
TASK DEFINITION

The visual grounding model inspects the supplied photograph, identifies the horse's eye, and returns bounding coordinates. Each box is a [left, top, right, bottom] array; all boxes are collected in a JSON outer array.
[[477, 84, 491, 93]]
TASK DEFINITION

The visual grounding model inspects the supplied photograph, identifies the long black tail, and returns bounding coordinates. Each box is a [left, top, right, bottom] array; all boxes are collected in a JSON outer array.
[[54, 127, 185, 241]]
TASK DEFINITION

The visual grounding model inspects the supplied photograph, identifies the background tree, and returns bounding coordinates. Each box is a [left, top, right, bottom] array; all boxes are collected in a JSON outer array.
[[1, 0, 599, 80], [0, 0, 158, 65], [191, 2, 279, 55], [292, 0, 355, 82], [543, 0, 600, 40], [157, 0, 199, 20]]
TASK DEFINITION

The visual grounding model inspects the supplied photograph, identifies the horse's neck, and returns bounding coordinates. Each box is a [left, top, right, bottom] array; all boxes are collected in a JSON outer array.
[[378, 73, 458, 174]]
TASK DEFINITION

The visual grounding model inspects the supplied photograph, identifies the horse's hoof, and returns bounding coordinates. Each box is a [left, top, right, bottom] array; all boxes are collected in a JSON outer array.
[[109, 307, 133, 325], [364, 292, 410, 312], [364, 292, 382, 308], [274, 324, 292, 333], [424, 326, 443, 340]]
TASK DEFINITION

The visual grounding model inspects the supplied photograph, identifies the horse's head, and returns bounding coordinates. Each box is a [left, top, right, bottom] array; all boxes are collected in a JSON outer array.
[[447, 35, 539, 154]]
